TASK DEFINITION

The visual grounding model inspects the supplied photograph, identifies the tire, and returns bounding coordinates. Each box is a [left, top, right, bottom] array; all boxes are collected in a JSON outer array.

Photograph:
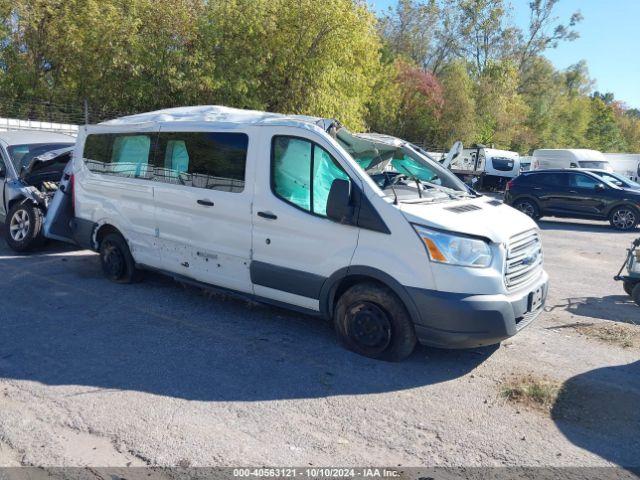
[[623, 280, 637, 296], [334, 282, 416, 362], [609, 205, 639, 231], [513, 198, 540, 220], [633, 284, 640, 307], [98, 232, 141, 284], [4, 201, 45, 253]]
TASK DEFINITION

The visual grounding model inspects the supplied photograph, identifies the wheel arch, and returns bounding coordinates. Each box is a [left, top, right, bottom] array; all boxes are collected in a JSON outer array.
[[94, 223, 124, 249], [606, 201, 640, 218], [319, 266, 421, 327]]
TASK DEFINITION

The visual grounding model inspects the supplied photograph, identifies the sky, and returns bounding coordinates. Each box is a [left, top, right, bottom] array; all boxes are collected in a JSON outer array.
[[370, 0, 640, 109]]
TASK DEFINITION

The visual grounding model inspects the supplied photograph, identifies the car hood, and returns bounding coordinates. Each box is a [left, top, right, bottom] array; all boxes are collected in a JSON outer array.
[[399, 196, 538, 244], [20, 147, 73, 179]]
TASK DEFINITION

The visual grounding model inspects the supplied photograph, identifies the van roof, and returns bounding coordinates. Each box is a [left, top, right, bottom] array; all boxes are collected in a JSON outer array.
[[532, 148, 605, 161], [100, 105, 335, 130]]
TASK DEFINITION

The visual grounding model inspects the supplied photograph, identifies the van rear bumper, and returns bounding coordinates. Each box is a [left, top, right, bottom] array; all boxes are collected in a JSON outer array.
[[408, 272, 549, 349]]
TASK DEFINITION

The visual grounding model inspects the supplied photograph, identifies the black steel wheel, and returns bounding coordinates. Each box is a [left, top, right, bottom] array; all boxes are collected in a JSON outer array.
[[633, 284, 640, 307], [99, 232, 141, 284], [334, 282, 416, 361], [623, 280, 638, 296]]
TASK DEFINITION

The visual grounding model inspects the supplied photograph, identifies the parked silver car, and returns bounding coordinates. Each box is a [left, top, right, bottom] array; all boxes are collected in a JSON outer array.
[[0, 131, 75, 251]]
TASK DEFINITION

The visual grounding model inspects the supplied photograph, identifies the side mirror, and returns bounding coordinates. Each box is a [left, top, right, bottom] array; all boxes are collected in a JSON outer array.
[[595, 183, 606, 191], [326, 179, 354, 224]]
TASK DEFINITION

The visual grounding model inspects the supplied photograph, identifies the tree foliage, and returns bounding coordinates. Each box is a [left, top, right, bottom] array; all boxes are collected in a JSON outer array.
[[0, 0, 638, 153]]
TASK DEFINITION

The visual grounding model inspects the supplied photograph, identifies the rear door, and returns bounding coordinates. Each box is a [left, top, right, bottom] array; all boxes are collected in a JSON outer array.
[[251, 128, 360, 311], [152, 126, 253, 293], [529, 172, 569, 212]]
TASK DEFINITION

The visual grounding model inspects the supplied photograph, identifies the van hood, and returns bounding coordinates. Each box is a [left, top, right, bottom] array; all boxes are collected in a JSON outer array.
[[399, 196, 537, 244]]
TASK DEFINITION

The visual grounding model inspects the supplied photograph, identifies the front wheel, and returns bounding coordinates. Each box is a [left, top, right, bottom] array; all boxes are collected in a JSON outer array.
[[99, 233, 141, 283], [513, 199, 540, 220], [334, 282, 416, 361], [609, 206, 639, 231], [633, 284, 640, 307], [4, 201, 45, 252], [623, 280, 637, 296]]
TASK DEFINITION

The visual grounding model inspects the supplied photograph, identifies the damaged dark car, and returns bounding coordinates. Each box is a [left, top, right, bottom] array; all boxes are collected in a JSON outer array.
[[0, 131, 75, 252]]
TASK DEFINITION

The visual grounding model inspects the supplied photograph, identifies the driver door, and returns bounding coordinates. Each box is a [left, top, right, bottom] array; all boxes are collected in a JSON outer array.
[[251, 129, 360, 311]]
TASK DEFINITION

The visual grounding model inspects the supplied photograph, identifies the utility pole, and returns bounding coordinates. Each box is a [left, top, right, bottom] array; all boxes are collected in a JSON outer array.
[[84, 99, 89, 125]]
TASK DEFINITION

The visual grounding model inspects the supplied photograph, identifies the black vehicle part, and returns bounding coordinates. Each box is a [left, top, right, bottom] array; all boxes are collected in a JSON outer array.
[[633, 284, 640, 307], [334, 281, 416, 361], [513, 198, 540, 220], [623, 280, 638, 296], [99, 232, 142, 284]]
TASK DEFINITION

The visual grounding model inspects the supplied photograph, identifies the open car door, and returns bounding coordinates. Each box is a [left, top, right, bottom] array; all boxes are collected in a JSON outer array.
[[43, 161, 76, 244]]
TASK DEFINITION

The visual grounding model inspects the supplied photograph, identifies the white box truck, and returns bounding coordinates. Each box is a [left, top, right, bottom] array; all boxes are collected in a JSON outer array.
[[531, 148, 613, 172]]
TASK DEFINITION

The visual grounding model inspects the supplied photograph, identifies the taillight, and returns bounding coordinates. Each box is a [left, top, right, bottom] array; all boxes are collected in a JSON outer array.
[[506, 180, 514, 190]]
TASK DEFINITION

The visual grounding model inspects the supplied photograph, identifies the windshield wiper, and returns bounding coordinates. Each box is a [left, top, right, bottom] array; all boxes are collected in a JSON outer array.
[[396, 164, 423, 199]]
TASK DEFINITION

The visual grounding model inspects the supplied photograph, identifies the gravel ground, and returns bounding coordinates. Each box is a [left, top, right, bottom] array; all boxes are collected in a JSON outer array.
[[0, 217, 638, 468]]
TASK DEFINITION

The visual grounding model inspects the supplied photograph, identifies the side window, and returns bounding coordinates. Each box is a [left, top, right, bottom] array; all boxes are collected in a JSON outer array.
[[570, 174, 600, 189], [83, 133, 153, 179], [111, 135, 152, 178], [272, 136, 349, 216], [155, 132, 248, 192], [312, 145, 349, 216], [536, 173, 565, 187], [272, 137, 312, 211], [0, 155, 5, 177]]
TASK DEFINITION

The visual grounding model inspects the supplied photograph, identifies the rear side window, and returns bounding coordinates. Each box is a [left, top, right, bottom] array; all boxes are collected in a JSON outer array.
[[272, 136, 349, 216], [83, 133, 153, 179], [83, 131, 248, 192], [530, 173, 566, 187], [155, 132, 248, 192]]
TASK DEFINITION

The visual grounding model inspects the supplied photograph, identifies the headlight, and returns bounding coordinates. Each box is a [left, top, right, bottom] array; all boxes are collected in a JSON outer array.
[[413, 225, 493, 268]]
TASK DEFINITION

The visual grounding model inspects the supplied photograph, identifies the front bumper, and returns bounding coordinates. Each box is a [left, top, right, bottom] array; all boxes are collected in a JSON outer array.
[[409, 272, 549, 349]]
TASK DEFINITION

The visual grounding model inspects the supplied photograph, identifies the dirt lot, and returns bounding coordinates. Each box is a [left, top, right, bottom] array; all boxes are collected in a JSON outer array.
[[0, 217, 638, 468]]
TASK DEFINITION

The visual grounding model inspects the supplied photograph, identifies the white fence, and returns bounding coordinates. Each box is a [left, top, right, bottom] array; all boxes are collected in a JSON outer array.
[[0, 117, 79, 136]]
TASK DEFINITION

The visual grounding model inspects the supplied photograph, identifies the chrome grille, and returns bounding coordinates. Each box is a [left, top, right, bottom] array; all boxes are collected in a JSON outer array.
[[505, 230, 543, 290]]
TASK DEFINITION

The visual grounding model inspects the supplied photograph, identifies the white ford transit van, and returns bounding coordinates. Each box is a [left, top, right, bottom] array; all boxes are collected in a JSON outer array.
[[46, 106, 548, 361]]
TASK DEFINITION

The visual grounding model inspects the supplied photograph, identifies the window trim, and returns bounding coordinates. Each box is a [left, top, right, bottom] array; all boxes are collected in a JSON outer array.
[[270, 134, 352, 219]]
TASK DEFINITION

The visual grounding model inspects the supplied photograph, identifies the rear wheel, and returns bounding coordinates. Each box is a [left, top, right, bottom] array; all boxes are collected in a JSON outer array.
[[513, 198, 540, 220], [99, 232, 141, 283], [623, 280, 638, 296], [633, 284, 640, 307], [334, 282, 416, 361], [609, 206, 639, 231], [4, 201, 45, 252]]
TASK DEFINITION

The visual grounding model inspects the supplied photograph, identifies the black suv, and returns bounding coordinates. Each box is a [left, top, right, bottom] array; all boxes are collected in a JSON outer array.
[[504, 169, 640, 230]]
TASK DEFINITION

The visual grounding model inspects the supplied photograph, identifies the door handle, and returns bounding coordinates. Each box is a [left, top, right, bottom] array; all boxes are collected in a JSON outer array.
[[257, 211, 278, 220], [197, 199, 214, 206], [568, 190, 578, 194]]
